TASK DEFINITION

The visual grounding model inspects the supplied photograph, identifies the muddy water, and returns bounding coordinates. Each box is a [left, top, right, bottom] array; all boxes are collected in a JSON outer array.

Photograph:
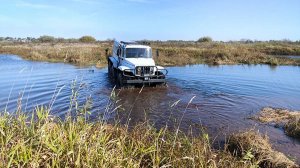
[[1, 55, 300, 162]]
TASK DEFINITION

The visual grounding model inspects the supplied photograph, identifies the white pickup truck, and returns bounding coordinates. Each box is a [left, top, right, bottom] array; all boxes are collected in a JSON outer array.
[[107, 41, 167, 86]]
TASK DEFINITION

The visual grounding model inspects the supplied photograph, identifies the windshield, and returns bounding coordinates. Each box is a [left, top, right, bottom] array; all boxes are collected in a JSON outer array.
[[125, 48, 152, 58]]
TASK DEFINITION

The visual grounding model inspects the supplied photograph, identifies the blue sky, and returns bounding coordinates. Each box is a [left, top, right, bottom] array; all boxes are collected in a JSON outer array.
[[0, 0, 300, 41]]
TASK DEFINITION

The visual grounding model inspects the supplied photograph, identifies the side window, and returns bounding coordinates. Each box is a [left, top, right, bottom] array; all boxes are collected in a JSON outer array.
[[121, 48, 124, 57], [117, 47, 121, 57]]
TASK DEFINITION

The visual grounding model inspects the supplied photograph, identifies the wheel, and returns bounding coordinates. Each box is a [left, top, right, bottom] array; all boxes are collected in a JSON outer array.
[[108, 61, 115, 80], [117, 71, 124, 87], [108, 61, 112, 77]]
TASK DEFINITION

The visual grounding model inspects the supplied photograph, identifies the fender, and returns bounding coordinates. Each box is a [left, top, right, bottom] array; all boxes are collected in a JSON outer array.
[[108, 56, 119, 68], [118, 65, 131, 71], [156, 66, 165, 70]]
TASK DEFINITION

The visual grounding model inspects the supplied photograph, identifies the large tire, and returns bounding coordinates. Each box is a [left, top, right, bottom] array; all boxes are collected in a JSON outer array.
[[108, 60, 115, 80], [108, 61, 112, 77], [117, 71, 124, 87]]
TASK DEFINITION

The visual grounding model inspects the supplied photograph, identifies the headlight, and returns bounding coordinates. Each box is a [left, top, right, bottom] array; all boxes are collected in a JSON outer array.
[[150, 67, 154, 74], [136, 67, 141, 75]]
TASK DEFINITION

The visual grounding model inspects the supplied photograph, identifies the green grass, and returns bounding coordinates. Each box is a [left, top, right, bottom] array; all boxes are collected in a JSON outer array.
[[0, 107, 246, 167], [0, 103, 297, 167]]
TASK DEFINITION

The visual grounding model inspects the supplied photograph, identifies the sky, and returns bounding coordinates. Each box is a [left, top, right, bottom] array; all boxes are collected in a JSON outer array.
[[0, 0, 300, 41]]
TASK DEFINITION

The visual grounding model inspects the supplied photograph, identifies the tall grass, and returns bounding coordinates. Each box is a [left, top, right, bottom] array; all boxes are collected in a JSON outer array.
[[0, 86, 298, 167], [0, 108, 248, 167]]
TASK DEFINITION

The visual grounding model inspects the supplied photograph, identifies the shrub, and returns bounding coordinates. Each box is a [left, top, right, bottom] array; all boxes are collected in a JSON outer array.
[[79, 36, 96, 43], [38, 35, 55, 43], [197, 36, 213, 43]]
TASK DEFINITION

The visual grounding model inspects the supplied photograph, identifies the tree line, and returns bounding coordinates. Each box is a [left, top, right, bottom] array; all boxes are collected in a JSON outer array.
[[1, 35, 299, 44], [0, 35, 98, 43]]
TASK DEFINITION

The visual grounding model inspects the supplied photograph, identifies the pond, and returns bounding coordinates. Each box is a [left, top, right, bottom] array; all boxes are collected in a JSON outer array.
[[1, 54, 300, 162]]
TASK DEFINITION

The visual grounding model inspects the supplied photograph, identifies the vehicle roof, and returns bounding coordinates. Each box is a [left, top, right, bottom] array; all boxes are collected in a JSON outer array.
[[125, 44, 151, 49], [116, 41, 151, 49]]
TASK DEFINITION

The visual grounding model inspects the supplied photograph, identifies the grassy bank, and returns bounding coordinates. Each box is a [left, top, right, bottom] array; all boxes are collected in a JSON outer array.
[[0, 42, 110, 67], [1, 41, 300, 67], [252, 107, 300, 139], [0, 107, 298, 167], [152, 42, 300, 66]]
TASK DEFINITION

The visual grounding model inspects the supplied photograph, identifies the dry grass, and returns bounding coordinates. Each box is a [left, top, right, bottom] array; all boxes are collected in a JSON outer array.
[[252, 107, 300, 139], [228, 130, 298, 168], [152, 42, 300, 66], [0, 42, 111, 67], [285, 117, 300, 139], [1, 41, 300, 67], [253, 107, 300, 123]]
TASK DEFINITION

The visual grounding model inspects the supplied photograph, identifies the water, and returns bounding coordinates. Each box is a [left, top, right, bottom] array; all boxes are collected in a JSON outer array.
[[274, 55, 300, 60], [1, 55, 300, 162], [286, 55, 300, 59]]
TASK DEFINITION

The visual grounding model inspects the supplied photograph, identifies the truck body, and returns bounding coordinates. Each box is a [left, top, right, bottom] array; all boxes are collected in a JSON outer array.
[[107, 41, 167, 86]]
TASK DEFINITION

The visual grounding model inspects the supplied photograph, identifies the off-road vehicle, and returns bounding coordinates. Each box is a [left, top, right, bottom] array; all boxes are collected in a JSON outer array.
[[107, 41, 167, 86]]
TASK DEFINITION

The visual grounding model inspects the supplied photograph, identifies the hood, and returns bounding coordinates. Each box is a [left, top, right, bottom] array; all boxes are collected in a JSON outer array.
[[124, 58, 156, 67]]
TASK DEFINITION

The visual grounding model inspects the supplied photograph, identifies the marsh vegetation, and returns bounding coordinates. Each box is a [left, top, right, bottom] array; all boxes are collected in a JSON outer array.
[[0, 106, 297, 167], [252, 107, 300, 139], [1, 37, 300, 67]]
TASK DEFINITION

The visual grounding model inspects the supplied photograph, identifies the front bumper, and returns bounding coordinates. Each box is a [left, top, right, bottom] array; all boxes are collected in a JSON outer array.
[[124, 78, 166, 84], [121, 67, 167, 84]]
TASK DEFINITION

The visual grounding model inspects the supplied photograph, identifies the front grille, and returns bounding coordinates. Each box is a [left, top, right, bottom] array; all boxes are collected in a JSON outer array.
[[136, 66, 152, 76]]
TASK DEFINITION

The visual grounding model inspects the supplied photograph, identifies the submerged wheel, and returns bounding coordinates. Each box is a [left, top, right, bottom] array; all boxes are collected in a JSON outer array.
[[117, 71, 124, 87], [108, 61, 115, 79]]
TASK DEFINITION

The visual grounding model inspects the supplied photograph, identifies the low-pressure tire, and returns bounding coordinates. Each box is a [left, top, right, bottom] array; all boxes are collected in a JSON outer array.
[[108, 61, 116, 80], [117, 71, 124, 87]]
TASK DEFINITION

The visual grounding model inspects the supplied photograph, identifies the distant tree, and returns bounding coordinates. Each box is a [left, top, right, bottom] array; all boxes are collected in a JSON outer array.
[[38, 35, 55, 43], [79, 36, 96, 43], [68, 38, 79, 43], [26, 37, 32, 42], [5, 37, 13, 41], [197, 36, 213, 43], [0, 37, 3, 41], [57, 37, 66, 43], [240, 39, 253, 43]]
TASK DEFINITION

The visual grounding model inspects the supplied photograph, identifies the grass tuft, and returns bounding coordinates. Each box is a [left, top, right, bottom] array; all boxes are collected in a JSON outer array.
[[251, 107, 300, 140], [228, 130, 298, 168]]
